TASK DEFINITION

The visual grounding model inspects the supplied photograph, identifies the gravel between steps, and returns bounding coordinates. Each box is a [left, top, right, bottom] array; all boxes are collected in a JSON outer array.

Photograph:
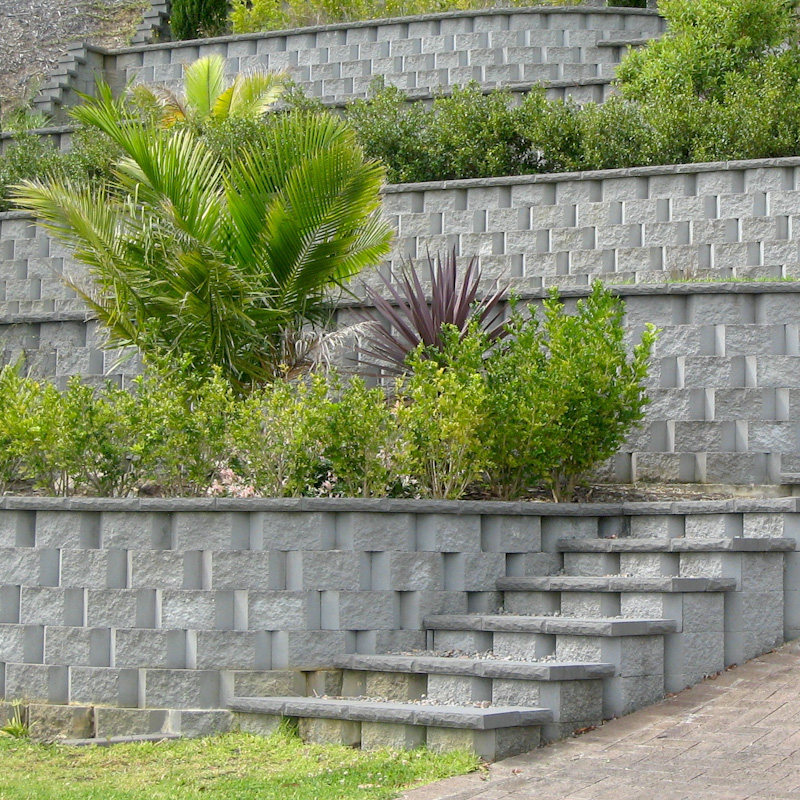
[[0, 0, 147, 115]]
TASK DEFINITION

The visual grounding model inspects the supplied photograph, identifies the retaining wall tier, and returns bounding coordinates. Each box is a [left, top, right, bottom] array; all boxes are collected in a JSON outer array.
[[28, 6, 664, 122], [0, 498, 796, 747]]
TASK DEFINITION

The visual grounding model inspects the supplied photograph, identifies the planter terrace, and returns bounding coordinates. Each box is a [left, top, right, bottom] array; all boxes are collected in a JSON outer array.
[[0, 497, 797, 757]]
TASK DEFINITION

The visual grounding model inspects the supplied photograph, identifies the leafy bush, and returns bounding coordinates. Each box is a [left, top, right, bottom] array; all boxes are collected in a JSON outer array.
[[229, 0, 561, 36], [171, 0, 228, 39], [0, 283, 655, 501], [358, 249, 506, 375]]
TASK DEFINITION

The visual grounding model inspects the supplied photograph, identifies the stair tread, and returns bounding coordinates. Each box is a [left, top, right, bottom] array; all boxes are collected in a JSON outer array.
[[423, 614, 678, 635], [332, 654, 616, 680], [229, 696, 552, 728], [556, 537, 795, 553], [497, 576, 738, 592]]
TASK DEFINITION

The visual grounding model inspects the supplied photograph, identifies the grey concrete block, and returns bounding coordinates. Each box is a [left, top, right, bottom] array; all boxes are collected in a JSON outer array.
[[255, 512, 336, 550], [178, 709, 233, 737], [172, 512, 250, 551], [34, 511, 100, 549], [27, 703, 93, 740], [160, 590, 218, 629], [232, 669, 306, 698], [414, 514, 482, 551], [194, 630, 268, 670], [86, 589, 153, 628], [94, 707, 170, 738], [20, 587, 84, 627], [101, 511, 171, 550], [144, 669, 221, 709], [334, 512, 415, 551], [248, 592, 315, 630], [69, 666, 140, 706], [44, 626, 110, 667], [130, 551, 185, 589], [211, 550, 273, 590], [5, 663, 68, 703], [361, 720, 426, 750], [114, 628, 187, 669], [0, 547, 42, 585], [300, 551, 362, 591]]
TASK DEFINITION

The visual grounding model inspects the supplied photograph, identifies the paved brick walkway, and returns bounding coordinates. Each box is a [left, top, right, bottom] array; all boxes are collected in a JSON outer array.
[[403, 640, 800, 800]]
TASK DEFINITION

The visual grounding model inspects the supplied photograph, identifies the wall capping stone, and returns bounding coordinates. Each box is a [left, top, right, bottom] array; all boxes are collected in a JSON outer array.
[[0, 495, 797, 515], [105, 4, 659, 58]]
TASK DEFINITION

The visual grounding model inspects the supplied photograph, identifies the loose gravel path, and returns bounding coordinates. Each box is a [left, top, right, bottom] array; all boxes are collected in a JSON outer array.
[[402, 640, 800, 800], [0, 0, 147, 115]]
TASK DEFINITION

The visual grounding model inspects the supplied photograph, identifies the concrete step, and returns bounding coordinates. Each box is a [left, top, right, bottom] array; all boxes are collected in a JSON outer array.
[[423, 615, 675, 716], [333, 654, 612, 740], [229, 696, 553, 759], [556, 538, 796, 553], [497, 576, 737, 592]]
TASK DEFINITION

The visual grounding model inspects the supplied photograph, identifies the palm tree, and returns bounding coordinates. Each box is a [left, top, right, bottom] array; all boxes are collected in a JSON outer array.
[[131, 54, 286, 130], [14, 83, 393, 391]]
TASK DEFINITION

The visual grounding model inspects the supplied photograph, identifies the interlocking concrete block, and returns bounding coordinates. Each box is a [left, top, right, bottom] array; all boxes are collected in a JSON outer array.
[[428, 725, 541, 761], [248, 592, 314, 630], [160, 590, 218, 630], [114, 628, 186, 669], [35, 511, 100, 549], [69, 666, 140, 706], [361, 721, 426, 750], [603, 674, 665, 718], [298, 717, 361, 746], [5, 663, 68, 703], [619, 553, 679, 578], [233, 669, 306, 698], [20, 587, 84, 627], [365, 671, 426, 701], [279, 630, 348, 669], [684, 514, 742, 540], [321, 591, 397, 630], [300, 551, 362, 591], [94, 707, 170, 738], [60, 549, 116, 588], [194, 630, 267, 670], [232, 711, 283, 736], [173, 512, 250, 551], [0, 511, 36, 547], [209, 550, 272, 590], [0, 623, 42, 663], [44, 626, 110, 667], [426, 674, 490, 705], [743, 513, 787, 539], [144, 669, 221, 709], [27, 703, 93, 740], [664, 630, 725, 691], [86, 589, 154, 628], [130, 551, 185, 589], [256, 512, 336, 550], [491, 632, 553, 660], [178, 709, 233, 737], [101, 511, 171, 550], [414, 514, 482, 552], [563, 552, 619, 577], [0, 547, 41, 585], [389, 552, 443, 590], [333, 512, 415, 551]]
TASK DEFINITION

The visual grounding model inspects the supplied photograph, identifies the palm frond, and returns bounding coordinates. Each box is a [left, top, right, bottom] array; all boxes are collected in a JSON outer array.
[[184, 55, 226, 120]]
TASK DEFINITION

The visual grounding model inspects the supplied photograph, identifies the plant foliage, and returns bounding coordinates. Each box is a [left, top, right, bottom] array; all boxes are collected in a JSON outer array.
[[13, 82, 393, 390], [357, 249, 507, 375], [171, 0, 228, 39]]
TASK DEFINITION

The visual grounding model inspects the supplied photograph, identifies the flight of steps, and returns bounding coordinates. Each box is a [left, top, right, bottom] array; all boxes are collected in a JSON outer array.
[[230, 532, 794, 760]]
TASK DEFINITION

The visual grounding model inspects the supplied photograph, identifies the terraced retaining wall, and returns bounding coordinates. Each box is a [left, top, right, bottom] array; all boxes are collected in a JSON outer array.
[[27, 6, 663, 122], [0, 498, 796, 741]]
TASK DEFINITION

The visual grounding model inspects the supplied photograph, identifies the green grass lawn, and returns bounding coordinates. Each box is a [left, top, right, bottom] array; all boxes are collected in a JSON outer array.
[[0, 725, 481, 800]]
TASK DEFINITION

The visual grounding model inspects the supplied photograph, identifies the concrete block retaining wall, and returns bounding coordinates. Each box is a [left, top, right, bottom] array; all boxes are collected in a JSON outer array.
[[0, 498, 796, 710], [29, 7, 663, 122]]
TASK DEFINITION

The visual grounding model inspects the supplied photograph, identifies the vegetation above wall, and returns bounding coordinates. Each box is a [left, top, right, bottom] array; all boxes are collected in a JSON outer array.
[[0, 284, 656, 501], [2, 0, 799, 204]]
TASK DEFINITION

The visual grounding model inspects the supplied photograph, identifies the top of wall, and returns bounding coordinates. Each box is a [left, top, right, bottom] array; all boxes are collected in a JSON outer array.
[[1, 495, 798, 516], [108, 4, 661, 56]]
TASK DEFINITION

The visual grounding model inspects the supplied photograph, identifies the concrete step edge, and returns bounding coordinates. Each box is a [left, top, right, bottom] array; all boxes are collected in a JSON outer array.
[[332, 654, 616, 680], [497, 577, 738, 592], [423, 614, 678, 636], [229, 696, 553, 729], [556, 537, 796, 553]]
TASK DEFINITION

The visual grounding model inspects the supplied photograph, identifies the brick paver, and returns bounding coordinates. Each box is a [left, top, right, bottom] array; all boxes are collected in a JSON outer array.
[[403, 641, 800, 800]]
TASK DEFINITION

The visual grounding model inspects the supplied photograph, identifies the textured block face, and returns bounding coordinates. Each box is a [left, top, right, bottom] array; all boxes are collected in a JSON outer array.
[[144, 669, 221, 709], [69, 666, 140, 706], [298, 717, 361, 746], [361, 721, 426, 750], [27, 703, 93, 739]]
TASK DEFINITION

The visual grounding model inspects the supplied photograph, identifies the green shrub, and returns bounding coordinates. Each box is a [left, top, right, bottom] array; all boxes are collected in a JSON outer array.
[[482, 284, 657, 500], [0, 365, 41, 493], [229, 0, 552, 35], [171, 0, 228, 39], [395, 327, 490, 499]]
